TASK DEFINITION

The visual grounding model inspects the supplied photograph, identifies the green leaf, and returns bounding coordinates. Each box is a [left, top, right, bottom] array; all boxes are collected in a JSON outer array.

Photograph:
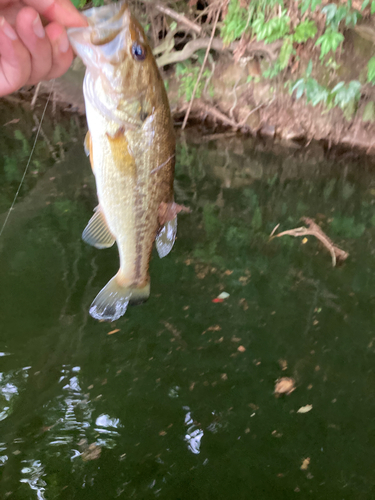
[[372, 0, 375, 14], [367, 57, 375, 84], [315, 29, 344, 59], [322, 4, 337, 24], [292, 79, 305, 99], [361, 0, 370, 9], [279, 36, 293, 69], [293, 20, 317, 43], [221, 0, 251, 44], [300, 0, 322, 14], [332, 80, 361, 110], [332, 81, 345, 93]]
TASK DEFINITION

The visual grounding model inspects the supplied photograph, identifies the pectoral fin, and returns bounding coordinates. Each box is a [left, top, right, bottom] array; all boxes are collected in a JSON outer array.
[[156, 217, 177, 258], [82, 206, 115, 249], [156, 201, 190, 258]]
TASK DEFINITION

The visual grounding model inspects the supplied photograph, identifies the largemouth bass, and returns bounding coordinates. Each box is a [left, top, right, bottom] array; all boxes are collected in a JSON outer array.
[[68, 1, 187, 322]]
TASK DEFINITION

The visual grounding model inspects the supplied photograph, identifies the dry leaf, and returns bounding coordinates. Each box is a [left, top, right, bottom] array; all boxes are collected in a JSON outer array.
[[297, 404, 313, 414], [300, 457, 310, 470], [274, 377, 295, 396], [108, 329, 120, 335], [237, 345, 246, 352]]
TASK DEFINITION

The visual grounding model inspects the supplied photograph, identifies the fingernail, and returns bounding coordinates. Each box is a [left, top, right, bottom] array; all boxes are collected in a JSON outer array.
[[0, 16, 17, 41], [33, 14, 45, 39], [59, 32, 70, 53]]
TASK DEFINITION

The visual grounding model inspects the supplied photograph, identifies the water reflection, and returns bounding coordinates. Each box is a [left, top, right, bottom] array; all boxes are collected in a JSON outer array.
[[184, 407, 204, 455], [20, 460, 47, 500]]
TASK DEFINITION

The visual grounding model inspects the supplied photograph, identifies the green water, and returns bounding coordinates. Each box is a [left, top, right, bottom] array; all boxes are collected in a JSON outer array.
[[1, 120, 375, 499]]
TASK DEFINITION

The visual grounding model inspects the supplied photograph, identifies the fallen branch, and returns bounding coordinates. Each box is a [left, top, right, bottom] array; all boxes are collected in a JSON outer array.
[[271, 217, 349, 267]]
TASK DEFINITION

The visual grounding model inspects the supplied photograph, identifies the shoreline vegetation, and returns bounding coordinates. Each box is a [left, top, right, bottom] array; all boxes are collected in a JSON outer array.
[[3, 0, 375, 153]]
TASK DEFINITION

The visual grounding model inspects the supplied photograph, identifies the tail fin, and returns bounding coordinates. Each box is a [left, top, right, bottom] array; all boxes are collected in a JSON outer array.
[[89, 275, 150, 321]]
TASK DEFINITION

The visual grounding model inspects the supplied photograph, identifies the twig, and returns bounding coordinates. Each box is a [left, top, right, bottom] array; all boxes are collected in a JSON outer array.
[[181, 2, 223, 130], [270, 217, 349, 267], [31, 82, 41, 110], [151, 2, 202, 34]]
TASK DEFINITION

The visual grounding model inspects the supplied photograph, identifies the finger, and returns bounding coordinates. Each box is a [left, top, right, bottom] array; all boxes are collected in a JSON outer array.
[[44, 22, 73, 80], [15, 7, 52, 85], [0, 16, 31, 96], [0, 1, 23, 25], [24, 0, 87, 28]]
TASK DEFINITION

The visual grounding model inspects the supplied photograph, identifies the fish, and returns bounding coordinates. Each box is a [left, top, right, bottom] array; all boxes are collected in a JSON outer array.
[[68, 1, 188, 322]]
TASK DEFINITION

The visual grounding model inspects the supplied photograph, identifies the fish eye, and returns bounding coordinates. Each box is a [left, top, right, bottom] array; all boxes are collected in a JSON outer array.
[[132, 42, 146, 61]]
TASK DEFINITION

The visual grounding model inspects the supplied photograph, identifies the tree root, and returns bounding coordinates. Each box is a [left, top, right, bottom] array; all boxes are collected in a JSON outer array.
[[270, 217, 349, 267], [155, 37, 281, 67]]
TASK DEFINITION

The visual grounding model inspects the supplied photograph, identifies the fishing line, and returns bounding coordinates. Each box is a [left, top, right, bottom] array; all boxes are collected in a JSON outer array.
[[0, 80, 55, 238]]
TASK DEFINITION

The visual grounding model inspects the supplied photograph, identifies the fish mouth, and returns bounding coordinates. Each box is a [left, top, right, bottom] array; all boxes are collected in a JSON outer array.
[[67, 0, 131, 65], [86, 1, 130, 46]]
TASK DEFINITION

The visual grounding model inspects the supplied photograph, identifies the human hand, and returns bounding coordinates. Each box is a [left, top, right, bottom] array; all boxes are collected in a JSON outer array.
[[0, 0, 87, 97]]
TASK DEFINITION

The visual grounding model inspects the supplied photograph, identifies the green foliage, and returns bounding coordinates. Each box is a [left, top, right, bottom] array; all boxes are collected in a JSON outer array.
[[252, 11, 290, 43], [293, 20, 317, 43], [293, 72, 361, 118], [331, 80, 361, 108], [322, 2, 360, 29], [221, 0, 251, 45], [292, 77, 329, 106], [315, 29, 344, 60], [362, 0, 375, 12], [279, 36, 294, 69], [300, 0, 322, 15], [176, 57, 211, 102], [367, 57, 375, 85]]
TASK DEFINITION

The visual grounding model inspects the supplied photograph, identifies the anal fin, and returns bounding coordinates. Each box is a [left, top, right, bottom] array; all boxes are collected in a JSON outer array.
[[82, 206, 115, 249]]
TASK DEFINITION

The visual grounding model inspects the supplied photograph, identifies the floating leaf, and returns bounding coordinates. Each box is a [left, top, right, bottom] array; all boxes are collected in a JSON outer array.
[[297, 404, 313, 413]]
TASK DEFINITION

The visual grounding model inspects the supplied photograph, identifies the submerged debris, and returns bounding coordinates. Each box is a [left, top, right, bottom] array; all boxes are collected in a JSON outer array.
[[274, 377, 296, 396], [270, 217, 349, 266]]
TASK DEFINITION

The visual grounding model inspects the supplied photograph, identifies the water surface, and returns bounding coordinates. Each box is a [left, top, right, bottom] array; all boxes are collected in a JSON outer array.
[[1, 109, 375, 499]]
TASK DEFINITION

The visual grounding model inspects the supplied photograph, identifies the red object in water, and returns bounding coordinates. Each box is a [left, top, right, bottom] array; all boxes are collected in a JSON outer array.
[[212, 298, 224, 303]]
